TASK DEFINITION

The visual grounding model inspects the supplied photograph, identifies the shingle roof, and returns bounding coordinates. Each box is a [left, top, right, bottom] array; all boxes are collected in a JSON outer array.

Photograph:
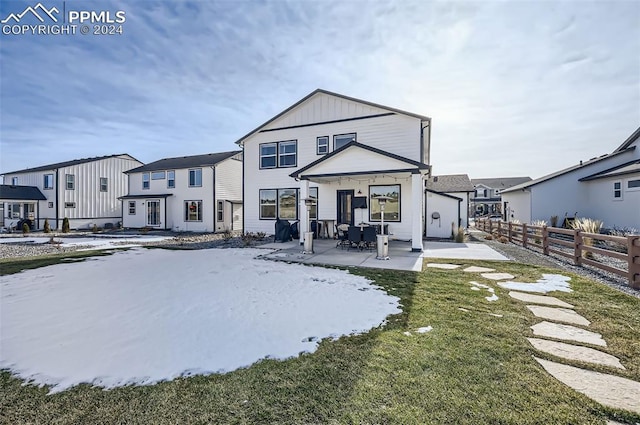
[[471, 177, 532, 190], [425, 174, 474, 193], [0, 185, 46, 200], [126, 151, 242, 174], [2, 154, 139, 175], [579, 159, 640, 181]]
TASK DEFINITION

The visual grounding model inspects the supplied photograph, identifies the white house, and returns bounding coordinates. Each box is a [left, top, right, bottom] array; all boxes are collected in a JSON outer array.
[[236, 89, 432, 251], [424, 174, 474, 238], [121, 151, 243, 232], [501, 126, 640, 230], [470, 177, 532, 218], [1, 154, 142, 230]]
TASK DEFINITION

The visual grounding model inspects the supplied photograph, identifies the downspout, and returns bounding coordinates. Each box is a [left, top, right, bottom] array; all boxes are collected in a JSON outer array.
[[420, 119, 432, 165], [212, 165, 216, 233], [241, 147, 245, 233], [55, 168, 59, 229]]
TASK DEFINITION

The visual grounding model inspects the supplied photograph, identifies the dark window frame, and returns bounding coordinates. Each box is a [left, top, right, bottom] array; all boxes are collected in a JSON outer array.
[[316, 136, 329, 155], [11, 177, 18, 185], [259, 188, 299, 220], [167, 170, 175, 188], [333, 132, 357, 150], [259, 140, 298, 169], [188, 168, 203, 187], [44, 174, 54, 190], [64, 202, 76, 208], [368, 184, 401, 222], [100, 177, 108, 192], [217, 200, 224, 222], [128, 201, 136, 215], [627, 179, 640, 190], [614, 181, 622, 199], [184, 200, 203, 222]]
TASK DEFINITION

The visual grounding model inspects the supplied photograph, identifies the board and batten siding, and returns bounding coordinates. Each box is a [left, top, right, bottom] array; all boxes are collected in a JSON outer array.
[[425, 192, 460, 239], [583, 174, 640, 229]]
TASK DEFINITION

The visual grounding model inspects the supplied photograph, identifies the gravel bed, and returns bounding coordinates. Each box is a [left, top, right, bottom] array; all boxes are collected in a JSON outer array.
[[468, 229, 640, 299]]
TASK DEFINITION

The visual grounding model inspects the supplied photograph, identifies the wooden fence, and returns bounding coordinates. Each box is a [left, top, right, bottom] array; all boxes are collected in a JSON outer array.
[[476, 218, 640, 289]]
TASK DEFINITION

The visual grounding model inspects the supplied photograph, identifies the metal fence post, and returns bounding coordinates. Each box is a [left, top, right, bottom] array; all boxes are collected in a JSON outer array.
[[628, 236, 640, 289], [574, 229, 582, 266], [542, 226, 549, 255]]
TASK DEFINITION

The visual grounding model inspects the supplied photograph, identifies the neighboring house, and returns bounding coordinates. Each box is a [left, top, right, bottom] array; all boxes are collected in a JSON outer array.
[[424, 174, 474, 238], [501, 126, 640, 229], [236, 89, 432, 252], [470, 177, 532, 217], [121, 151, 243, 232], [0, 185, 46, 229], [1, 154, 142, 230]]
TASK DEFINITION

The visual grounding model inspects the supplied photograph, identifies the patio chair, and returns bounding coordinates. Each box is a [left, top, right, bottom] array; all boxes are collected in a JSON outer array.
[[336, 223, 349, 249], [362, 226, 377, 251], [347, 226, 362, 251]]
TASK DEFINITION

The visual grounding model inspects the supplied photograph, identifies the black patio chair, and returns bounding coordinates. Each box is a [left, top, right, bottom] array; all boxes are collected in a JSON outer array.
[[335, 223, 349, 249], [347, 226, 362, 251], [362, 226, 377, 251]]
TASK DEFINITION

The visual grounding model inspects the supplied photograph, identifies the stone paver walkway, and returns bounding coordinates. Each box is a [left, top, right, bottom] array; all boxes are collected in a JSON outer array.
[[527, 338, 624, 369], [526, 305, 590, 326], [509, 291, 574, 308], [481, 272, 515, 280], [463, 266, 495, 273], [531, 321, 606, 346]]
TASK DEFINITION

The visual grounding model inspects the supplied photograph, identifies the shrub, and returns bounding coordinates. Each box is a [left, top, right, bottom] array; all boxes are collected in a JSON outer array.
[[22, 222, 30, 234], [498, 236, 509, 244], [455, 227, 465, 243], [62, 217, 70, 233], [603, 226, 638, 253], [140, 227, 150, 234], [484, 234, 493, 240], [256, 231, 266, 240], [531, 220, 547, 244], [510, 219, 521, 225], [241, 232, 254, 246], [92, 224, 99, 233], [44, 218, 51, 233], [222, 229, 233, 243], [570, 217, 603, 259]]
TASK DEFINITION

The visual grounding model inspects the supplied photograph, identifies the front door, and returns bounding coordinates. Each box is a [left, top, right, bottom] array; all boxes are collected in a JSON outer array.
[[336, 190, 354, 225], [147, 200, 160, 226]]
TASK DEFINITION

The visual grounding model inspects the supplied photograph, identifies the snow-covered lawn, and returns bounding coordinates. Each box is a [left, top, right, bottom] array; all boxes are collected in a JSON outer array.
[[0, 248, 400, 393], [0, 235, 172, 251]]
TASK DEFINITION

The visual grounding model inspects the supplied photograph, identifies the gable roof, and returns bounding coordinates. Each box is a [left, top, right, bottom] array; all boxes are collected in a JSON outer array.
[[579, 159, 640, 181], [289, 141, 429, 180], [235, 89, 431, 146], [425, 188, 463, 201], [126, 151, 242, 174], [614, 126, 640, 153], [425, 174, 474, 193], [471, 177, 532, 190], [2, 154, 139, 175], [0, 185, 46, 201]]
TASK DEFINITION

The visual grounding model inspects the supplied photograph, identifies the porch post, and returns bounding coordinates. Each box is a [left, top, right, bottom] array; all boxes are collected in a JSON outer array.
[[411, 173, 423, 252], [299, 179, 309, 245]]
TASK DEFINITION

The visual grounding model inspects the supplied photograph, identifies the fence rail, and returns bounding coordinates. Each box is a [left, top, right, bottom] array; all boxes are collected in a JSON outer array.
[[476, 218, 640, 288]]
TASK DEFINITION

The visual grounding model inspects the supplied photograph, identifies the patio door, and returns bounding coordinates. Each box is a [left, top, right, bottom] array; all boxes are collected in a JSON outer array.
[[147, 200, 160, 226], [336, 190, 354, 225]]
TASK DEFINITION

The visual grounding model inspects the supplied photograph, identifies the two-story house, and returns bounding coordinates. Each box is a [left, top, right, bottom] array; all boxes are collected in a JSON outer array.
[[470, 177, 532, 218], [121, 151, 243, 232], [236, 89, 431, 252], [1, 154, 142, 230]]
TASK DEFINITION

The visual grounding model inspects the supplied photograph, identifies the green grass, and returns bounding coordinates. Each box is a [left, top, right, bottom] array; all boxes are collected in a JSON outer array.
[[1, 254, 639, 424]]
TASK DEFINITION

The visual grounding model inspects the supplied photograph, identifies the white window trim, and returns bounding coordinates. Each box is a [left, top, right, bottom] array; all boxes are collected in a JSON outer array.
[[100, 177, 108, 192], [167, 170, 175, 188], [44, 174, 54, 190], [128, 201, 136, 215], [66, 174, 75, 190], [316, 136, 329, 155], [142, 173, 150, 190], [626, 178, 640, 192], [613, 180, 623, 200]]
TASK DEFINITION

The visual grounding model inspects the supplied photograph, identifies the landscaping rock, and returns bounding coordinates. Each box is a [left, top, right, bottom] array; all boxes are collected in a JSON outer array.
[[481, 272, 515, 280], [508, 291, 574, 308], [531, 321, 606, 347], [527, 338, 624, 369], [534, 357, 640, 414], [526, 306, 590, 326]]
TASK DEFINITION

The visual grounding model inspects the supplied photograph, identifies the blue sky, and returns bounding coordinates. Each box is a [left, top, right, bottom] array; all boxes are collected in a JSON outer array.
[[1, 0, 639, 179]]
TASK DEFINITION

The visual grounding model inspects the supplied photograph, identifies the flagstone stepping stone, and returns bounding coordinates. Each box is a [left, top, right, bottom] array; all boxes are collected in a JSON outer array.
[[508, 291, 574, 308], [463, 266, 495, 273], [534, 357, 640, 414], [426, 263, 460, 269], [528, 338, 624, 369], [531, 321, 606, 347], [481, 272, 515, 280], [526, 305, 590, 326], [498, 274, 572, 294]]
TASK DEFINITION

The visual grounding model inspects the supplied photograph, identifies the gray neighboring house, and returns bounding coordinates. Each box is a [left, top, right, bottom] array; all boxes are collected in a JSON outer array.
[[470, 177, 532, 218], [425, 174, 474, 238]]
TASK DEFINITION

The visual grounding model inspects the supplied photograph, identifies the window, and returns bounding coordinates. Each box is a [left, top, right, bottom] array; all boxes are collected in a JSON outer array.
[[316, 136, 329, 155], [65, 202, 76, 208], [167, 170, 175, 188], [189, 169, 202, 187], [142, 173, 150, 189], [309, 187, 318, 220], [217, 200, 224, 222], [260, 141, 297, 169], [185, 200, 202, 221], [614, 181, 622, 200], [66, 174, 75, 190], [334, 133, 356, 150], [11, 177, 18, 185], [627, 179, 640, 191], [369, 185, 400, 222], [151, 171, 165, 180], [260, 189, 277, 219], [278, 189, 297, 219], [44, 174, 54, 189], [10, 203, 20, 218], [100, 177, 108, 192], [48, 202, 54, 208], [128, 201, 136, 215]]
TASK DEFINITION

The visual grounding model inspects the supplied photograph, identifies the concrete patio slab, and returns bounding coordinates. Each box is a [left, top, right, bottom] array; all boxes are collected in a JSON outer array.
[[534, 357, 640, 414], [527, 338, 624, 369], [508, 291, 574, 308], [531, 321, 606, 347], [526, 306, 591, 326], [422, 242, 509, 261]]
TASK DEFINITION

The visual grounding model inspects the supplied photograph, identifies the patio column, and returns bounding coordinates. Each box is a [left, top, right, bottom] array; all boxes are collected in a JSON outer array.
[[299, 179, 309, 245], [411, 172, 423, 252]]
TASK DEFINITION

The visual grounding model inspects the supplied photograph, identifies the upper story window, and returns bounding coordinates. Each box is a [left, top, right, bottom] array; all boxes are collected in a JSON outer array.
[[142, 173, 150, 189], [627, 179, 640, 191], [334, 133, 356, 150], [66, 174, 75, 190], [100, 177, 108, 192], [316, 136, 329, 155], [44, 174, 54, 189], [151, 171, 165, 180], [260, 141, 297, 169], [167, 170, 175, 188], [189, 168, 202, 187], [11, 177, 18, 185], [613, 181, 622, 200]]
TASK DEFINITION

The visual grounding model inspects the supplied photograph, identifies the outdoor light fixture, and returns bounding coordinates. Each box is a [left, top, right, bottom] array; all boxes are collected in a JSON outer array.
[[357, 189, 362, 195]]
